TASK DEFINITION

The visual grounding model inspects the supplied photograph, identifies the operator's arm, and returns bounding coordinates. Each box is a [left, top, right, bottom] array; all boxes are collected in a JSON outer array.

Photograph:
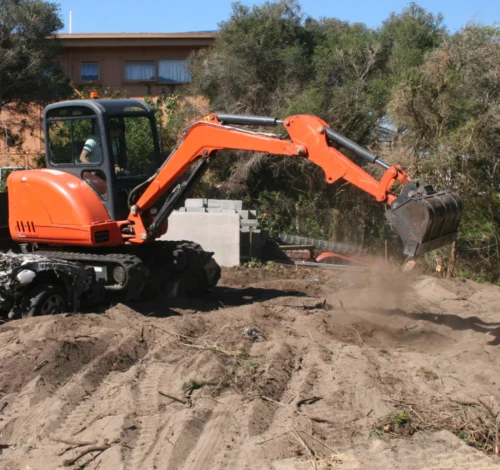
[[79, 150, 90, 164], [79, 138, 96, 164]]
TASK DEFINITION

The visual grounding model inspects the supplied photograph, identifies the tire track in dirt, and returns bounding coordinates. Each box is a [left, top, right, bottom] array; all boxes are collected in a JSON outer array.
[[45, 331, 147, 438], [179, 396, 239, 470], [247, 342, 296, 437], [125, 362, 168, 470], [280, 339, 381, 458], [54, 394, 99, 440]]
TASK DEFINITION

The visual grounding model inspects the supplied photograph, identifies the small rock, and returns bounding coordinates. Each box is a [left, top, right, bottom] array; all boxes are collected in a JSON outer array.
[[242, 328, 263, 341]]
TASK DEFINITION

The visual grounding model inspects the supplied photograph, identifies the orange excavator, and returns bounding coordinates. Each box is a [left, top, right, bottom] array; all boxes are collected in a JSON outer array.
[[0, 98, 462, 314]]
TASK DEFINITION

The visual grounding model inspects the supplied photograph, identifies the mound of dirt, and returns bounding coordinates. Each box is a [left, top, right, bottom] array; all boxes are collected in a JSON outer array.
[[0, 265, 499, 469]]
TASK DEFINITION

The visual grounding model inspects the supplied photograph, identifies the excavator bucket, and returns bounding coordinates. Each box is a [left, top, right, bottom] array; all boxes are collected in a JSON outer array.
[[385, 182, 463, 256]]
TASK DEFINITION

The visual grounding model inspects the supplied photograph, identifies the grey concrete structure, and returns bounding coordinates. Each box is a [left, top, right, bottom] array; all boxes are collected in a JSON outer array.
[[161, 212, 241, 267], [168, 199, 265, 264]]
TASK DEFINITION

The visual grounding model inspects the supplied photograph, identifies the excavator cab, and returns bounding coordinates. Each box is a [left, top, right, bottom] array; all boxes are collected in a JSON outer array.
[[44, 99, 161, 221]]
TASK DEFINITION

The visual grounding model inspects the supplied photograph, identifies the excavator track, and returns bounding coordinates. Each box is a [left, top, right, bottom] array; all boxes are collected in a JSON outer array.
[[136, 240, 221, 299], [36, 241, 221, 301], [36, 249, 147, 300]]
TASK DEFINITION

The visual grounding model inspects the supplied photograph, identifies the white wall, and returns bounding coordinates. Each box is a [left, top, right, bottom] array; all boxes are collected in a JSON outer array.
[[160, 212, 240, 267]]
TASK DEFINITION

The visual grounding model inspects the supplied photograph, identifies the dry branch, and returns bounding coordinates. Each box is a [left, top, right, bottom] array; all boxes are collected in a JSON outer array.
[[296, 429, 338, 454], [260, 395, 287, 406], [33, 360, 48, 372], [378, 395, 500, 455], [177, 340, 247, 358], [63, 443, 110, 466], [158, 390, 188, 405], [51, 437, 97, 447], [292, 428, 317, 470], [296, 397, 322, 409]]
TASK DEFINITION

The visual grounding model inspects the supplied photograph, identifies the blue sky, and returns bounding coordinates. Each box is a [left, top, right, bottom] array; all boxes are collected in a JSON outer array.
[[56, 0, 498, 34]]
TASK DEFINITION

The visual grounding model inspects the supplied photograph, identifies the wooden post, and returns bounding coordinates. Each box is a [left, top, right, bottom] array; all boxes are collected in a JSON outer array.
[[447, 240, 457, 278], [249, 226, 253, 260]]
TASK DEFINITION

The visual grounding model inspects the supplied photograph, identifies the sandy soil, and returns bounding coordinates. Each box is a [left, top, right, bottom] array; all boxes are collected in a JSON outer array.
[[0, 264, 499, 470]]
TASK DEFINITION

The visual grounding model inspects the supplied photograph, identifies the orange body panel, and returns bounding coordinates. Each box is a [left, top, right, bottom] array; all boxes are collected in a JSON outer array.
[[8, 169, 123, 246]]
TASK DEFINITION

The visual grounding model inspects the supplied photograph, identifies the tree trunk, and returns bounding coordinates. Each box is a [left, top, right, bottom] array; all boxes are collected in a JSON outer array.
[[447, 241, 457, 278]]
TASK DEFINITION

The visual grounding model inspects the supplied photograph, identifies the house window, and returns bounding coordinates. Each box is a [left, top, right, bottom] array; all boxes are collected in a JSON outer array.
[[158, 59, 191, 83], [124, 62, 156, 81], [81, 62, 99, 81]]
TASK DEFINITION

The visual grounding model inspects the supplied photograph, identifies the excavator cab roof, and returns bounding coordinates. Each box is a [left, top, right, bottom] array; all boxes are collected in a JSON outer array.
[[44, 99, 154, 117]]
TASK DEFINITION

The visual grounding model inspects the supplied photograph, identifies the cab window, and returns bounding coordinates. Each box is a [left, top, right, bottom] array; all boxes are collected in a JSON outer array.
[[47, 107, 102, 166], [113, 116, 157, 178]]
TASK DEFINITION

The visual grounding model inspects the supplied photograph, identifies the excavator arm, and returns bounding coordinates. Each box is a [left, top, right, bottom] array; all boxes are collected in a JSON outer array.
[[126, 114, 463, 256]]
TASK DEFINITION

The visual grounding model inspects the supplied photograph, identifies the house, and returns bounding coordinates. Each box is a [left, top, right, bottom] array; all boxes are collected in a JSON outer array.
[[0, 32, 215, 167], [58, 32, 215, 97]]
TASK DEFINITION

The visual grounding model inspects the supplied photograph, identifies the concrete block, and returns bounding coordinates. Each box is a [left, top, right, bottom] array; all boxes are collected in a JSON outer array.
[[207, 207, 222, 213], [186, 207, 207, 213], [241, 220, 260, 226], [161, 213, 240, 267], [185, 199, 206, 208], [207, 199, 243, 211], [177, 207, 186, 212], [222, 209, 237, 213], [220, 200, 236, 210], [238, 209, 257, 220]]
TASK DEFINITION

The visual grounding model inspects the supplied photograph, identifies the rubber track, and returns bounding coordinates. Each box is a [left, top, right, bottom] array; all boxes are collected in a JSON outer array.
[[142, 240, 221, 296], [36, 249, 147, 300], [37, 241, 221, 299]]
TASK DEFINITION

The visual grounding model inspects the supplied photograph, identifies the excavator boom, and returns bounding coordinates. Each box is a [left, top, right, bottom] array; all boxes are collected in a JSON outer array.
[[126, 113, 462, 256]]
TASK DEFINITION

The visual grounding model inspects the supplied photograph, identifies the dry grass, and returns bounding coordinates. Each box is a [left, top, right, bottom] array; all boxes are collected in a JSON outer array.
[[373, 396, 500, 455]]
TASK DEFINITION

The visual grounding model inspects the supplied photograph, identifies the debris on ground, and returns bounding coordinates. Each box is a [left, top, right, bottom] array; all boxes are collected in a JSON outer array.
[[242, 327, 263, 341]]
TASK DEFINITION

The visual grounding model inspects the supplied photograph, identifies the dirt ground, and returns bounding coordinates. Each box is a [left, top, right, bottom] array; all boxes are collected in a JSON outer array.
[[0, 263, 499, 470]]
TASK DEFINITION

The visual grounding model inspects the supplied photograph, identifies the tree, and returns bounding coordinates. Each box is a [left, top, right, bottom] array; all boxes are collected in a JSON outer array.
[[287, 18, 387, 143], [386, 25, 500, 278], [190, 0, 315, 116], [380, 2, 446, 84], [0, 0, 71, 110], [188, 1, 319, 203]]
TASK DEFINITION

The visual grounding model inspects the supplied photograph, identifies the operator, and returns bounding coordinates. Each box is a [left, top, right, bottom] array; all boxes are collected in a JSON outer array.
[[79, 120, 122, 164]]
